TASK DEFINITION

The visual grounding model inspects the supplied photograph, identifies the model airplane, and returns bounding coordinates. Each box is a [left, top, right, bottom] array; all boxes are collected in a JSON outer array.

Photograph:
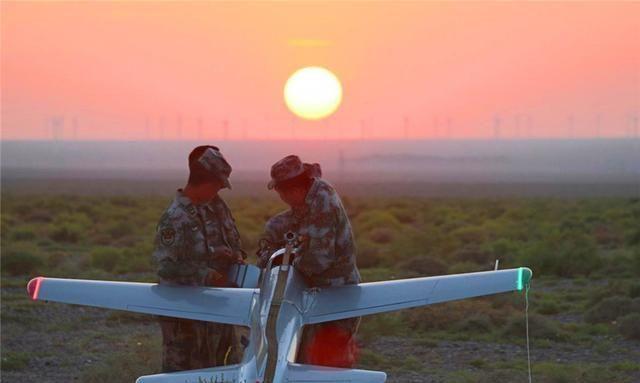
[[27, 234, 532, 383]]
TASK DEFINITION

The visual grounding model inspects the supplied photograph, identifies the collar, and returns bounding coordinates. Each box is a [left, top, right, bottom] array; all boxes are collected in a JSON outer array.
[[205, 195, 223, 213], [291, 178, 320, 217], [175, 189, 205, 217], [304, 177, 321, 206]]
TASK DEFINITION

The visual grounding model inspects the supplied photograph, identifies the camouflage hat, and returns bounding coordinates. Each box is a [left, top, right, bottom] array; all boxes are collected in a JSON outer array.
[[197, 147, 232, 189], [267, 155, 321, 190]]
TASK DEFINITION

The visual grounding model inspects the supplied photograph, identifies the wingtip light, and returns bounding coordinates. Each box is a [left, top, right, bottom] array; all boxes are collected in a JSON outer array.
[[516, 267, 533, 291], [27, 277, 44, 300]]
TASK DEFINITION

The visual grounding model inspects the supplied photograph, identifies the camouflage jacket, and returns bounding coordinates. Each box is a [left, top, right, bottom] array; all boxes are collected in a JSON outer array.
[[258, 178, 361, 287], [152, 190, 246, 286]]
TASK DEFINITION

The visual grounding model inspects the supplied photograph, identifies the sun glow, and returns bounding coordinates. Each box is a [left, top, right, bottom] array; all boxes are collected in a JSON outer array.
[[284, 66, 342, 120]]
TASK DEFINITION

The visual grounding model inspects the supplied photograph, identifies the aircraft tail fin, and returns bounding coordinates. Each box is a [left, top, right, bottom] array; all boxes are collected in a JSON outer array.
[[285, 363, 386, 382], [135, 364, 241, 383]]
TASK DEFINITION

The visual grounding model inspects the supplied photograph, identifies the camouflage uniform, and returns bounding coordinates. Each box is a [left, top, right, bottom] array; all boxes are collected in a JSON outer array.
[[258, 155, 361, 366], [258, 178, 360, 287], [152, 147, 246, 372]]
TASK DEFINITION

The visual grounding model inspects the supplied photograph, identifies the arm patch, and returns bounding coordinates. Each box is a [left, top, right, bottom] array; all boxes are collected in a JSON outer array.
[[160, 227, 176, 246]]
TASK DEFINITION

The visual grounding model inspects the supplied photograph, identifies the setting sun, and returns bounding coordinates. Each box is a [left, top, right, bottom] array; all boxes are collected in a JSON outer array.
[[284, 66, 342, 121]]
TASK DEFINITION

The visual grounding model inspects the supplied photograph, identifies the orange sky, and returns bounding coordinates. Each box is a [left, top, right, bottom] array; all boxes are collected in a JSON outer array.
[[1, 2, 639, 140]]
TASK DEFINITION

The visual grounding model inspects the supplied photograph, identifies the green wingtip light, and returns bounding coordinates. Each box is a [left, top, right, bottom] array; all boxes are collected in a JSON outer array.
[[517, 267, 533, 291]]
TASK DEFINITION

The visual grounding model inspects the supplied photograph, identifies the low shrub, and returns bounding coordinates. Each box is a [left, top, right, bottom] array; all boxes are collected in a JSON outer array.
[[453, 313, 493, 333], [359, 268, 396, 283], [115, 254, 152, 274], [25, 211, 53, 223], [536, 300, 561, 315], [448, 262, 484, 274], [357, 349, 391, 370], [600, 251, 637, 277], [611, 361, 640, 373], [359, 313, 406, 342], [107, 221, 135, 239], [452, 226, 486, 245], [1, 251, 43, 276], [584, 295, 632, 324], [519, 234, 602, 277], [454, 244, 491, 264], [533, 362, 627, 383], [405, 299, 511, 332], [398, 255, 447, 276], [90, 247, 122, 272], [109, 196, 139, 208], [46, 251, 68, 269], [389, 207, 417, 224], [618, 313, 640, 340], [633, 247, 640, 276], [369, 227, 395, 244], [105, 311, 154, 326], [485, 238, 520, 264], [354, 210, 402, 233], [1, 351, 30, 371], [592, 224, 623, 248], [79, 339, 160, 383], [587, 280, 633, 307], [629, 282, 640, 298], [356, 244, 386, 269], [502, 313, 567, 341], [631, 297, 640, 313], [49, 223, 83, 243], [11, 227, 37, 241]]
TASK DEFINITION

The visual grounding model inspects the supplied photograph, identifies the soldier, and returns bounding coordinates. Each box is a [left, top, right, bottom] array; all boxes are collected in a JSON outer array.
[[152, 145, 246, 372], [257, 155, 361, 367]]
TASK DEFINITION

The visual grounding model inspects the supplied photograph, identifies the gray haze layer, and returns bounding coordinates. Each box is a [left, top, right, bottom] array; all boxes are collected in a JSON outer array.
[[2, 139, 639, 197]]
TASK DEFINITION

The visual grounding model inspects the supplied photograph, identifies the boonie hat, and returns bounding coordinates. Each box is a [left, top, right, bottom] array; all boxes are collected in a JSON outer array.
[[197, 147, 232, 189], [268, 154, 321, 190]]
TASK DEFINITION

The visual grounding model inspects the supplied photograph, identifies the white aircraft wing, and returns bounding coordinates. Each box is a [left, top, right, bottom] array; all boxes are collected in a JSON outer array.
[[304, 267, 532, 324], [285, 363, 387, 383], [27, 277, 257, 326], [135, 364, 241, 383], [135, 364, 387, 383]]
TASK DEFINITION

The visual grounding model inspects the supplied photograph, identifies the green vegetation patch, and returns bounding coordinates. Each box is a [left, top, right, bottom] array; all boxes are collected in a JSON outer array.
[[502, 314, 569, 342], [617, 313, 640, 340], [79, 335, 161, 383], [532, 362, 635, 383], [584, 295, 635, 324], [1, 351, 30, 371], [2, 195, 640, 381]]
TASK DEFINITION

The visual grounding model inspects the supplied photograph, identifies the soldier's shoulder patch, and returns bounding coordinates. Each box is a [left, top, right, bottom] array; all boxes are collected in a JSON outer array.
[[160, 227, 176, 246]]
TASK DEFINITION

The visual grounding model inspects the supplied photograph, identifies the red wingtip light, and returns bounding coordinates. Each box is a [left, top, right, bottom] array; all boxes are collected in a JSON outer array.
[[27, 277, 44, 301]]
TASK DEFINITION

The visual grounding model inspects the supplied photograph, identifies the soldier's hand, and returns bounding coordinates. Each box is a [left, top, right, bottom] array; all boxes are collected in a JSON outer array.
[[212, 246, 233, 259], [233, 250, 246, 265], [204, 269, 224, 286], [257, 254, 269, 269]]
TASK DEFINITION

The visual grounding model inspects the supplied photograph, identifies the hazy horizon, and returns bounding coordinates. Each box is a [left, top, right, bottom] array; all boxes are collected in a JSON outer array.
[[3, 139, 638, 187]]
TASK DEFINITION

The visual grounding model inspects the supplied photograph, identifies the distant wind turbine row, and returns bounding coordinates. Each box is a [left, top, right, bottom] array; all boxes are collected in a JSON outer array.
[[43, 113, 639, 141]]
